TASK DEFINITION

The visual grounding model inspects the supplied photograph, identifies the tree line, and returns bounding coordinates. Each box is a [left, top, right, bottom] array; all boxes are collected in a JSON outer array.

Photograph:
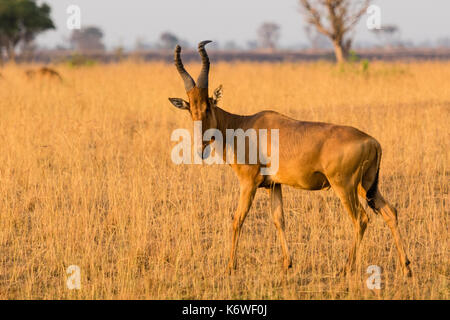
[[1, 0, 411, 64]]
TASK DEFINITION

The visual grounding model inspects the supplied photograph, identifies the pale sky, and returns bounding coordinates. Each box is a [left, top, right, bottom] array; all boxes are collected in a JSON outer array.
[[36, 0, 450, 49]]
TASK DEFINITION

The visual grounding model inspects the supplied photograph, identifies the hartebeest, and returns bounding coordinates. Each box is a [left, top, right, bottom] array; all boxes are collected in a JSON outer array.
[[168, 41, 412, 277]]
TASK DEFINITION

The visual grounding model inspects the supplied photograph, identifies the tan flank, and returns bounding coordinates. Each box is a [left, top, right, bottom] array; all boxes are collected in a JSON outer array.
[[169, 41, 412, 277]]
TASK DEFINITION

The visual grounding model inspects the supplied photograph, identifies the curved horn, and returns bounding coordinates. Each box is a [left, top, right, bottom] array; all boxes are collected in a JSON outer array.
[[196, 40, 212, 89], [174, 45, 195, 92]]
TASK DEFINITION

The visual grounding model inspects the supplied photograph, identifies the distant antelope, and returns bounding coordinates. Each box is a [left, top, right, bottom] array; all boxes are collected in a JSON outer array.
[[169, 41, 412, 277], [25, 67, 62, 82]]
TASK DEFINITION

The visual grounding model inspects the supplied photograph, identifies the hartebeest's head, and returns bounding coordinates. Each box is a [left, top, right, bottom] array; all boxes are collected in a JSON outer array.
[[169, 41, 223, 157]]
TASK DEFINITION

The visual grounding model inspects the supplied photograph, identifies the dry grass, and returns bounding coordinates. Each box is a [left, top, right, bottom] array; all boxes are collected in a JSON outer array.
[[0, 61, 448, 299]]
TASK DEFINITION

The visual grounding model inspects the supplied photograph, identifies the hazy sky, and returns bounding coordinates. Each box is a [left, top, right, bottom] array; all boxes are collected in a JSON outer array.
[[36, 0, 450, 49]]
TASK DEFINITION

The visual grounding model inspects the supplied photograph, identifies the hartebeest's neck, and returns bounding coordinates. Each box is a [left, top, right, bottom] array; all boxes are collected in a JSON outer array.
[[213, 106, 252, 135]]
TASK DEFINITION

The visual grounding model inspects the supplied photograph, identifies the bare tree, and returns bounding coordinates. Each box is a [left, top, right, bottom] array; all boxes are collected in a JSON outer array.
[[299, 0, 370, 63], [257, 22, 281, 51], [304, 25, 332, 50]]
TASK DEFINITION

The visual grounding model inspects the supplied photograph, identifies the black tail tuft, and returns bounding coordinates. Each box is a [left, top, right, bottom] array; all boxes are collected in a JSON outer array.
[[366, 168, 379, 212]]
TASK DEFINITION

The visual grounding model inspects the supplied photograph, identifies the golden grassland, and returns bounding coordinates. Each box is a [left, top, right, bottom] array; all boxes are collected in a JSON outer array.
[[0, 60, 448, 299]]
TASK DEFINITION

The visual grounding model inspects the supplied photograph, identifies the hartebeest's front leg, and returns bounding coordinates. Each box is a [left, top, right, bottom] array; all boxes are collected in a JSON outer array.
[[228, 181, 257, 273], [269, 184, 292, 270]]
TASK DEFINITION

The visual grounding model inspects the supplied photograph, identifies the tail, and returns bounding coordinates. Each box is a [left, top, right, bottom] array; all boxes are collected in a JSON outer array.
[[366, 142, 382, 212]]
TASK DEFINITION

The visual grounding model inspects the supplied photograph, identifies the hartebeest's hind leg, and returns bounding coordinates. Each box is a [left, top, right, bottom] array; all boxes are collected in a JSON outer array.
[[360, 157, 412, 277], [228, 180, 257, 273], [332, 184, 369, 275], [269, 184, 292, 270], [369, 190, 412, 277]]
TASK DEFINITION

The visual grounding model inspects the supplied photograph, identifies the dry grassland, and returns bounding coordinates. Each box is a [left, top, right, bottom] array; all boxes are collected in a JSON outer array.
[[0, 61, 448, 299]]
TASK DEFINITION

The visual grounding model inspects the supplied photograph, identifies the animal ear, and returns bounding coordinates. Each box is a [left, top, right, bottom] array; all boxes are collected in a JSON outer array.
[[168, 98, 190, 110], [213, 85, 223, 102]]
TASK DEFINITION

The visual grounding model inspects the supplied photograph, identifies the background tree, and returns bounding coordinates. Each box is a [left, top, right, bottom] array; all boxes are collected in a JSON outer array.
[[257, 22, 280, 51], [0, 0, 54, 62], [159, 32, 179, 50], [304, 25, 332, 50], [299, 0, 370, 63], [70, 26, 105, 52], [20, 39, 37, 61]]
